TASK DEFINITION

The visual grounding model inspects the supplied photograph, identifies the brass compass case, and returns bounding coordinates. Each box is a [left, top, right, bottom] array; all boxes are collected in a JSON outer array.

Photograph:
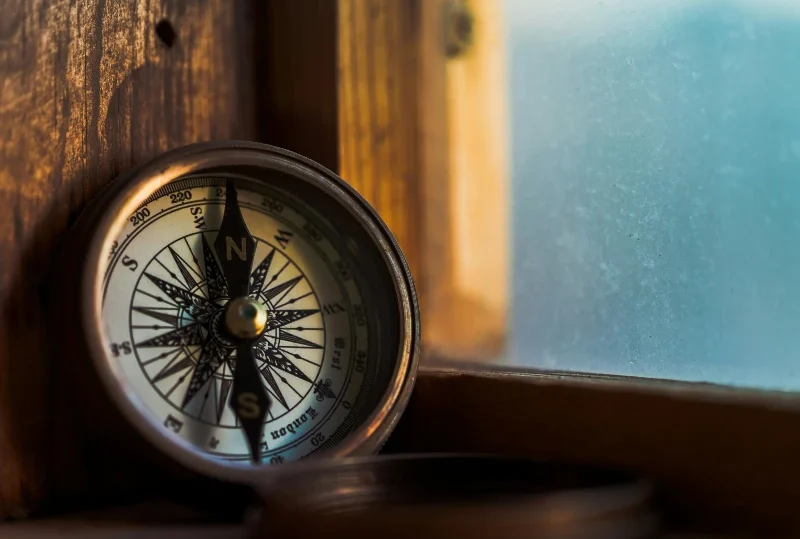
[[56, 141, 420, 484]]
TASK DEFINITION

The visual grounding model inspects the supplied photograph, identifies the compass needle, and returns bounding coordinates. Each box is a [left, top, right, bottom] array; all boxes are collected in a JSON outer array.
[[71, 143, 417, 476], [214, 179, 272, 462], [233, 342, 269, 463]]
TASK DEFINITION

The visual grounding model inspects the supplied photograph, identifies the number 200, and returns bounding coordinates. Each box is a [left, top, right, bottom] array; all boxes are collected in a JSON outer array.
[[129, 207, 150, 226]]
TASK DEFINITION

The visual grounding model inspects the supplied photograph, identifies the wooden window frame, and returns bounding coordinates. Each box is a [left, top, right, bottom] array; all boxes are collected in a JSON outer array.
[[261, 0, 510, 362]]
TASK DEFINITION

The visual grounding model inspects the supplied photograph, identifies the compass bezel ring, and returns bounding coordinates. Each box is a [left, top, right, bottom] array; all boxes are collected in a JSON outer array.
[[68, 141, 420, 484]]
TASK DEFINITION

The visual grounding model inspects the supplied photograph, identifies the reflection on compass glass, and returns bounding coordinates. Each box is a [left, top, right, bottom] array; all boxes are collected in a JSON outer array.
[[90, 148, 418, 474]]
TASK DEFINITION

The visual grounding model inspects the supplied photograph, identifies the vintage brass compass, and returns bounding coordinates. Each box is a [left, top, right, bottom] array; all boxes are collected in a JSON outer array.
[[59, 141, 419, 483]]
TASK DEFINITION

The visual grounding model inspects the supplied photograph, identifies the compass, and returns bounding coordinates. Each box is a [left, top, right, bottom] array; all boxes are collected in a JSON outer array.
[[57, 141, 419, 483]]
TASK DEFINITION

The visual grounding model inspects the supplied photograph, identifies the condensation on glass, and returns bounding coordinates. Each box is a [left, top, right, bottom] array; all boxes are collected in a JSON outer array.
[[506, 0, 800, 389]]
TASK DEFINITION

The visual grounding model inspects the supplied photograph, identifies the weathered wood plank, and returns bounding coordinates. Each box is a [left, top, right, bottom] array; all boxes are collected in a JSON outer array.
[[0, 0, 256, 518]]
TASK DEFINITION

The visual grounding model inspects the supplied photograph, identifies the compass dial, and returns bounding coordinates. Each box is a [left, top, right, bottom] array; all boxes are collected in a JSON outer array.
[[64, 143, 418, 480]]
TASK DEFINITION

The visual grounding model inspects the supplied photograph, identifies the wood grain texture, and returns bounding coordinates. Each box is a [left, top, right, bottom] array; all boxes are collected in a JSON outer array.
[[338, 0, 450, 336], [339, 0, 422, 282], [337, 0, 511, 362], [257, 0, 338, 172], [0, 0, 255, 518]]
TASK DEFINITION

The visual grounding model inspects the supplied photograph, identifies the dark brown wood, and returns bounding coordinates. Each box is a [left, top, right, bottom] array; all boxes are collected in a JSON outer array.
[[257, 0, 338, 172], [386, 368, 800, 537], [0, 498, 249, 537], [0, 0, 256, 518], [0, 523, 246, 539]]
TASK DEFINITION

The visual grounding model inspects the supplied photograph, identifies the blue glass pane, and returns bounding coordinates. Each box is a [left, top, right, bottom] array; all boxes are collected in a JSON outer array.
[[507, 0, 800, 388]]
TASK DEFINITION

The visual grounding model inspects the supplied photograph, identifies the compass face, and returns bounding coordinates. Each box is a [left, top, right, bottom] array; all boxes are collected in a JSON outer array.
[[103, 177, 362, 464], [75, 144, 418, 478]]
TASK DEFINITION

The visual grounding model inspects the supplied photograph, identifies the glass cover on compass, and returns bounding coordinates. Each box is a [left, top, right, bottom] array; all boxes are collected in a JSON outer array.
[[75, 144, 418, 481]]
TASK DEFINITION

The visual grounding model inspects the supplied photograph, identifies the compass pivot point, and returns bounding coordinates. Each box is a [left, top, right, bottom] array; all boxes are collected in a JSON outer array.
[[225, 296, 268, 340]]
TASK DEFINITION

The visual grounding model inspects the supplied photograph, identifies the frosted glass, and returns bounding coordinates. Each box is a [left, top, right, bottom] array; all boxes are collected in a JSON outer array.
[[507, 0, 800, 388]]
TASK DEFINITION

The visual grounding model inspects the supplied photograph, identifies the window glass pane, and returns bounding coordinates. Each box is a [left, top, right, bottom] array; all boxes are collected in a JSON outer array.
[[507, 0, 800, 389]]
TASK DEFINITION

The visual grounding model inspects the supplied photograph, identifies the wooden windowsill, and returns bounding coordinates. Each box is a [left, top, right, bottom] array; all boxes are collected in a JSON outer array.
[[384, 367, 800, 536], [2, 368, 798, 537]]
